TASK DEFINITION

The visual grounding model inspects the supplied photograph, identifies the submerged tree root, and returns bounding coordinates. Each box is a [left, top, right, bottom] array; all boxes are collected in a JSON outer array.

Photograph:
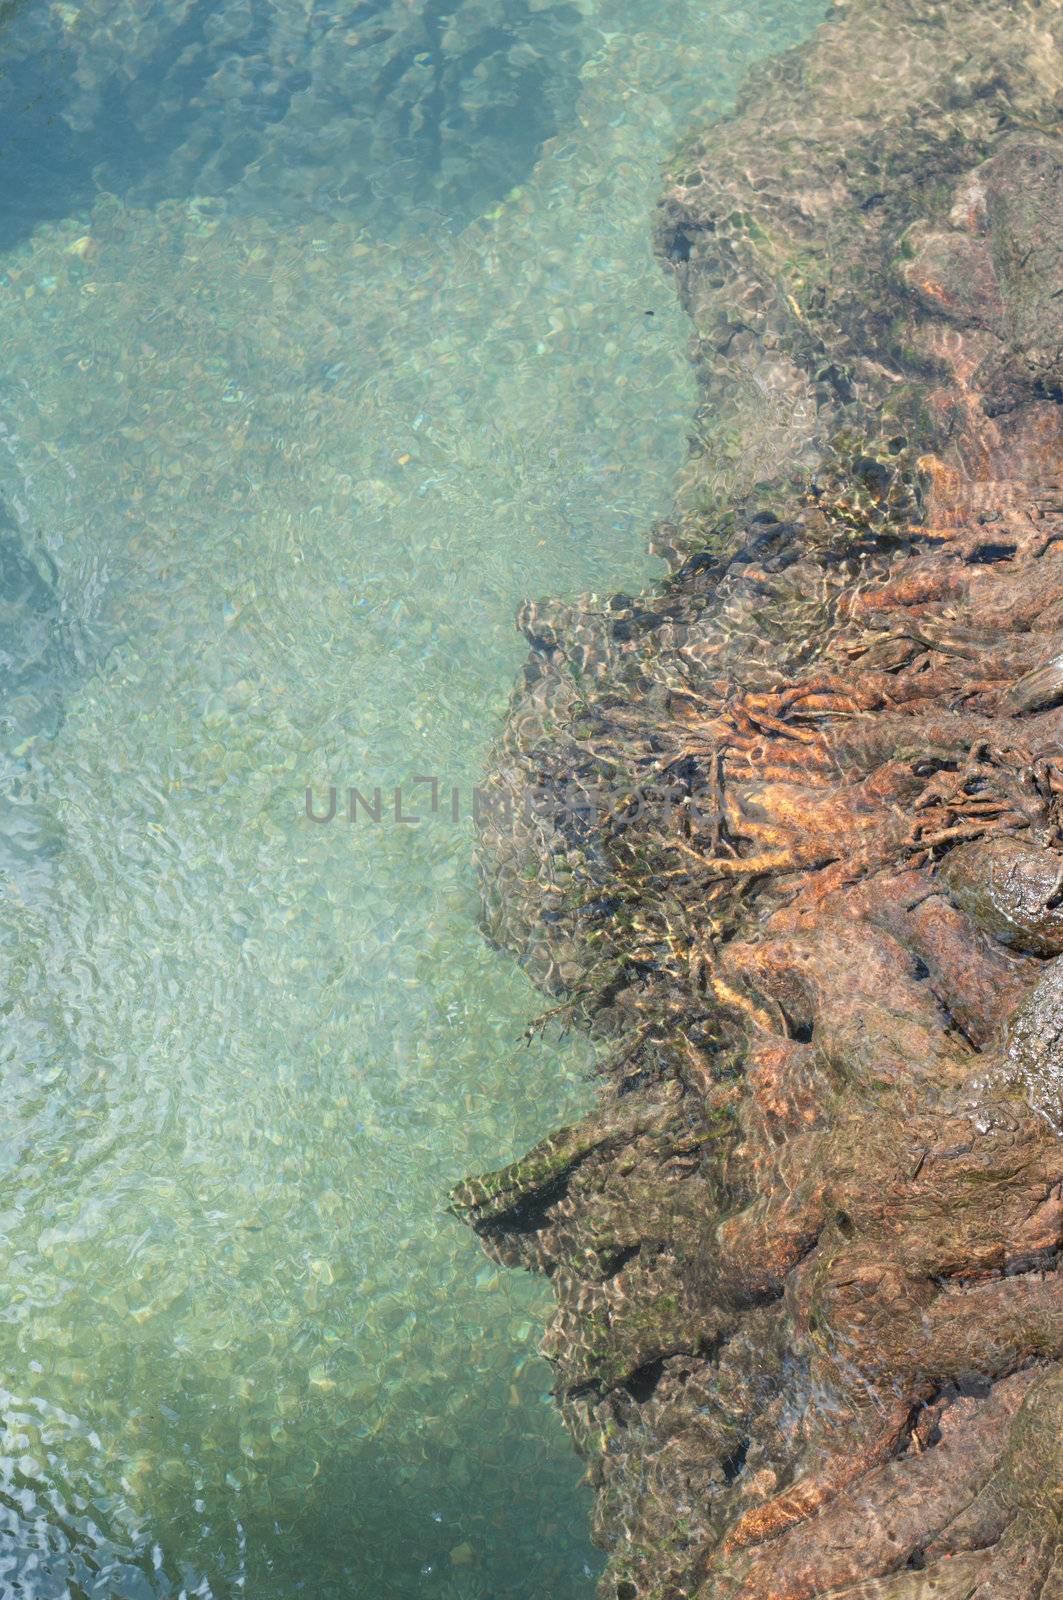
[[452, 1, 1063, 1595]]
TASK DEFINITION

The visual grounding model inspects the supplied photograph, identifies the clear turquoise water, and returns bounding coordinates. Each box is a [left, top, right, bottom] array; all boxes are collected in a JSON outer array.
[[0, 2, 821, 1595]]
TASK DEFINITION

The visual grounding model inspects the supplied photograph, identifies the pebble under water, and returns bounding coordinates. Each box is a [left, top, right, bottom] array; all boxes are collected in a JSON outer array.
[[0, 0, 823, 1595]]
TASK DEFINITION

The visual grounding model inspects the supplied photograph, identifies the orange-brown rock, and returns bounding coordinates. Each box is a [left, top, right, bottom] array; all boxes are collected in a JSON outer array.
[[454, 2, 1063, 1596]]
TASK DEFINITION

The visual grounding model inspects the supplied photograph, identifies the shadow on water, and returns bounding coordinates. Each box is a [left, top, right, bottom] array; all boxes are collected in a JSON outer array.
[[0, 498, 62, 741], [0, 0, 590, 252], [0, 491, 69, 902], [0, 1401, 579, 1600]]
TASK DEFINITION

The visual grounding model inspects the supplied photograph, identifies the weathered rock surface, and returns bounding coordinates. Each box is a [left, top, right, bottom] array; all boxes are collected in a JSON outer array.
[[452, 1, 1063, 1596]]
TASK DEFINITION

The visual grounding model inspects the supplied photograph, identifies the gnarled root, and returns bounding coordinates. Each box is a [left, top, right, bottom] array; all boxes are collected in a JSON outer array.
[[454, 3, 1063, 1595]]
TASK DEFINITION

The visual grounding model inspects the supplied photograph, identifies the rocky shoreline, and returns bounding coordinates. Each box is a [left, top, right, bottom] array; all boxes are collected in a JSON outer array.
[[452, 0, 1063, 1596]]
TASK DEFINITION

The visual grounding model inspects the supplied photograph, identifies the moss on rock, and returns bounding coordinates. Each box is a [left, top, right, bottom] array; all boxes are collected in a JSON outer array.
[[456, 2, 1063, 1596]]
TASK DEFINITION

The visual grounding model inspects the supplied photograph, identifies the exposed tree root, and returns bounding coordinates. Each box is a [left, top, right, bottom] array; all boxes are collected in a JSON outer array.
[[452, 1, 1063, 1595]]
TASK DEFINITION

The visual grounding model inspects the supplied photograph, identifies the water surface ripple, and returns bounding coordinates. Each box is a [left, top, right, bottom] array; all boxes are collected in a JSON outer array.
[[0, 0, 820, 1594]]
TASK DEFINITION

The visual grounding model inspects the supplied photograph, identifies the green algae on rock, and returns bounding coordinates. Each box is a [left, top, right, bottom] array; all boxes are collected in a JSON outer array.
[[454, 1, 1063, 1596], [942, 835, 1063, 958]]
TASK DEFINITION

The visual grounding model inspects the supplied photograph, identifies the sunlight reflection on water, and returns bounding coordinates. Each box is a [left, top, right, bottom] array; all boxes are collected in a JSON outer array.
[[0, 1, 822, 1594]]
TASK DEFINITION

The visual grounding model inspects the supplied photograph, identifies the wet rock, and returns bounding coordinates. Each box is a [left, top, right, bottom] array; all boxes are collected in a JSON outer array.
[[983, 136, 1063, 397], [999, 953, 1063, 1134], [457, 1, 1063, 1596], [898, 223, 1003, 330], [942, 836, 1063, 957]]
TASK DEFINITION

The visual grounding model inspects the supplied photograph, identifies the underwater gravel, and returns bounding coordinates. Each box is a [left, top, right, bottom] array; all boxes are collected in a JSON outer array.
[[0, 0, 823, 1595]]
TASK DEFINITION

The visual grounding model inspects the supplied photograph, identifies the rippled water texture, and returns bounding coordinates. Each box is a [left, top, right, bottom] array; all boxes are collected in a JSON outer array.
[[0, 1, 821, 1594]]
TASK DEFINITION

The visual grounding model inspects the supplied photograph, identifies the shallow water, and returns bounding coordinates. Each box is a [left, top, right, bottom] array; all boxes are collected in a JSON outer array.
[[0, 1, 822, 1595]]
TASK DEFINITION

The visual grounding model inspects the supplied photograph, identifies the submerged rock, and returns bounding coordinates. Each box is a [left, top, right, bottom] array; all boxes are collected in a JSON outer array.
[[455, 1, 1063, 1596], [942, 836, 1063, 957], [0, 497, 66, 752], [0, 0, 590, 245]]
